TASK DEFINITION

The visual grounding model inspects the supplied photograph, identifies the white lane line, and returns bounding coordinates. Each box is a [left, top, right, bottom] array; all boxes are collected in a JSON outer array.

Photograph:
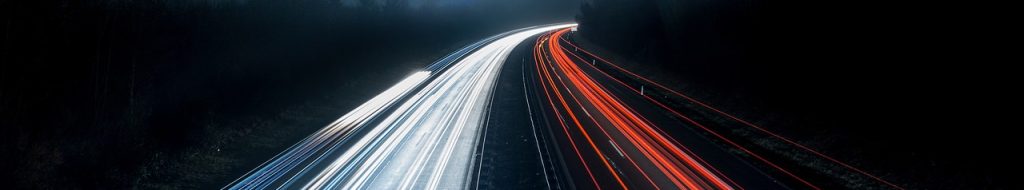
[[523, 55, 553, 190], [609, 140, 624, 158]]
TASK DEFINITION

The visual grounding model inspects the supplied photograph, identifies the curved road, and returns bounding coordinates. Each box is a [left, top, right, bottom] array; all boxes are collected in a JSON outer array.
[[225, 24, 882, 190]]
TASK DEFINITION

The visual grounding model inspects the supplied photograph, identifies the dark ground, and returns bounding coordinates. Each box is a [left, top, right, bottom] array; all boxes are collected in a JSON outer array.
[[575, 0, 1015, 189]]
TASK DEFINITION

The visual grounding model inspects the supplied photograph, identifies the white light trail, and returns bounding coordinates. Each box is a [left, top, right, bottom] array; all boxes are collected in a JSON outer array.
[[304, 24, 576, 190], [226, 71, 429, 190], [225, 23, 576, 190]]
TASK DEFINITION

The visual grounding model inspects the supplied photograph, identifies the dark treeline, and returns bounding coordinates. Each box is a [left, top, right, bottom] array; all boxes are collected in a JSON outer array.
[[577, 0, 1012, 188], [1, 0, 574, 188]]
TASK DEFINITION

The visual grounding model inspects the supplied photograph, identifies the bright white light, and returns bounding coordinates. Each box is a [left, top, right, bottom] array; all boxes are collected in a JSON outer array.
[[226, 23, 577, 190], [227, 71, 429, 190], [302, 23, 577, 190]]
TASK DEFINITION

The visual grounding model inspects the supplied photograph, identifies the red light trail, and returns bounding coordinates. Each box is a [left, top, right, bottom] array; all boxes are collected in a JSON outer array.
[[552, 30, 903, 190], [532, 28, 735, 190]]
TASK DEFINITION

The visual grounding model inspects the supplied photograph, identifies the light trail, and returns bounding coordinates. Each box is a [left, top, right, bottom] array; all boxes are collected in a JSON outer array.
[[228, 23, 807, 190], [226, 71, 430, 190], [532, 29, 734, 189], [556, 33, 901, 189], [225, 24, 575, 190], [552, 40, 818, 189], [302, 24, 575, 190]]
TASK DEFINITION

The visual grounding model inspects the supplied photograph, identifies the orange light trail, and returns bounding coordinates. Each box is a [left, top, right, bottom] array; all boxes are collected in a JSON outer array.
[[533, 34, 604, 190], [535, 33, 630, 190], [552, 37, 817, 189], [556, 36, 903, 190], [534, 28, 733, 190]]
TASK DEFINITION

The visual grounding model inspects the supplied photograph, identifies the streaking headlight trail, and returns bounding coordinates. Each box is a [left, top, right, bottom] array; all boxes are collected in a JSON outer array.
[[225, 23, 576, 190], [304, 24, 576, 190], [226, 71, 430, 190]]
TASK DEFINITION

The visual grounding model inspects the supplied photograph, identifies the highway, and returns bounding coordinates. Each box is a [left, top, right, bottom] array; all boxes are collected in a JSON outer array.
[[226, 23, 900, 190]]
